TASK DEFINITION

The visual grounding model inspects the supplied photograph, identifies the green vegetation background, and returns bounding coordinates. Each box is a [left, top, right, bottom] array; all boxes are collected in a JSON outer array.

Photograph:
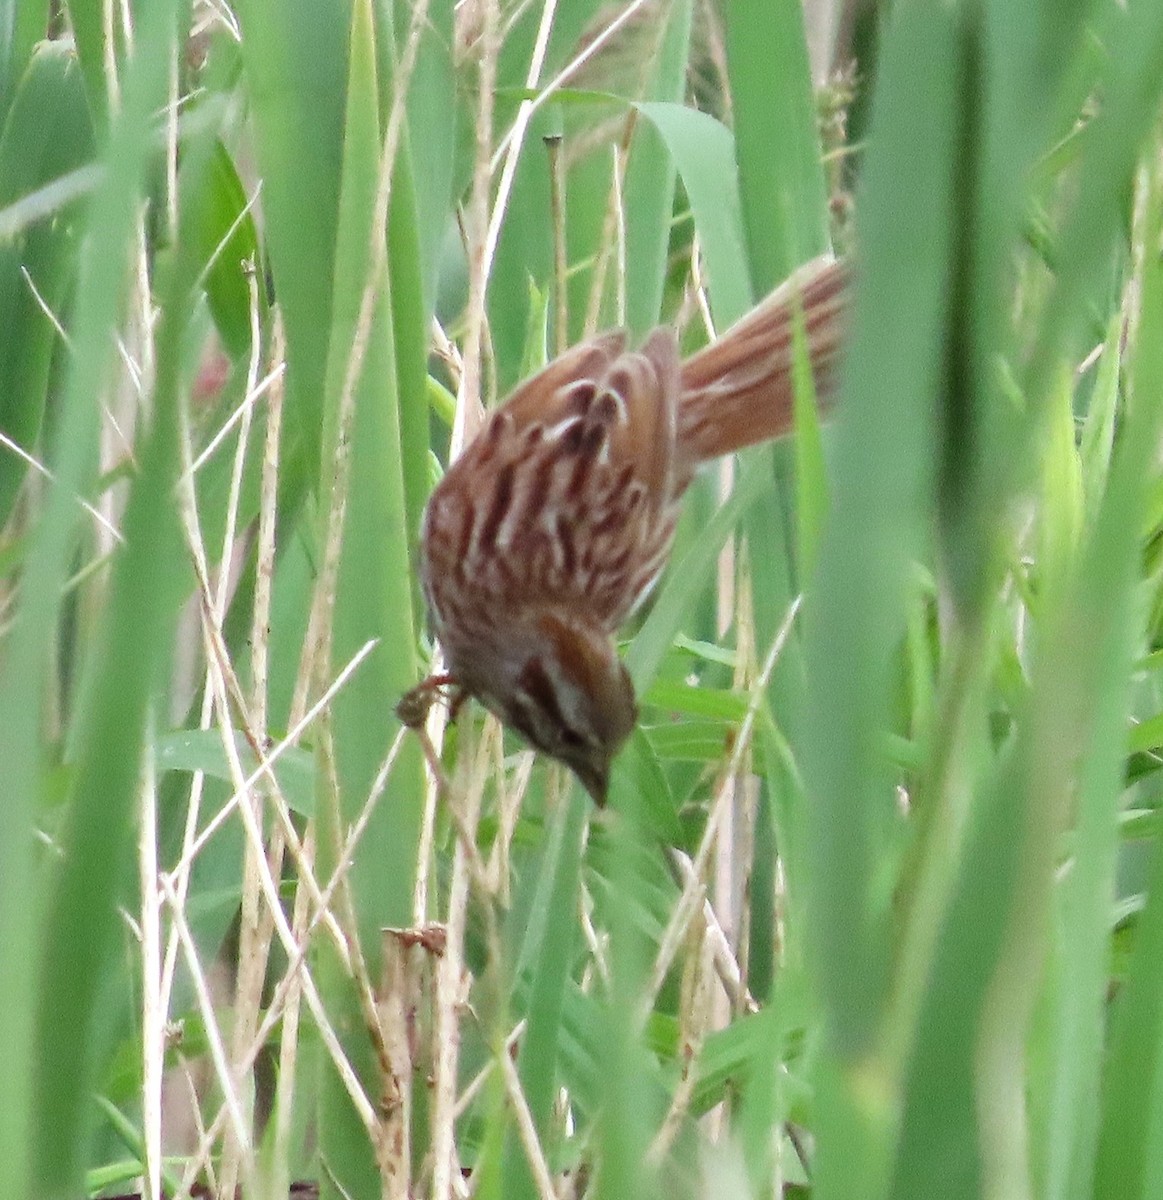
[[3, 1, 1163, 1198]]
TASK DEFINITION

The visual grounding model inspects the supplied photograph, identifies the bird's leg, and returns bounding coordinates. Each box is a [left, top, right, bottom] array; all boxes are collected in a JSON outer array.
[[395, 673, 465, 728]]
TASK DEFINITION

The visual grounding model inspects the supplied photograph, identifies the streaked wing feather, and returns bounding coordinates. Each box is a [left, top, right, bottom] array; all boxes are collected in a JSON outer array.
[[426, 328, 684, 633]]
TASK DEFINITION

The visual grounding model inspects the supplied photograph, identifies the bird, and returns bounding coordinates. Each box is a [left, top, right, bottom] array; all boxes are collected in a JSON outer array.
[[401, 255, 850, 803]]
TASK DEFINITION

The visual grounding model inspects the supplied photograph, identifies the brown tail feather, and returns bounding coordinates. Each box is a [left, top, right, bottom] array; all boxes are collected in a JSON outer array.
[[677, 255, 851, 464]]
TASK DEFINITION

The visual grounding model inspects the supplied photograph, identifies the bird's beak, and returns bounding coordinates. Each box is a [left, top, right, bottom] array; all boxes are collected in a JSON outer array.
[[576, 758, 610, 806]]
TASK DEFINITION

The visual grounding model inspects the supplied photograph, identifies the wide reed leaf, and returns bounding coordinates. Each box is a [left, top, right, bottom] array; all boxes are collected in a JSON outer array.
[[11, 2, 1163, 1197], [0, 41, 94, 527]]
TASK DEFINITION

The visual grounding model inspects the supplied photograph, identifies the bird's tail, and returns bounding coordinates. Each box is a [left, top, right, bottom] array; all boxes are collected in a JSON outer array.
[[677, 255, 851, 463]]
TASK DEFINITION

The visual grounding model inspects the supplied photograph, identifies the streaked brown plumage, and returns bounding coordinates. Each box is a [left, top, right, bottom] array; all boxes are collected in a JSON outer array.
[[408, 255, 850, 802]]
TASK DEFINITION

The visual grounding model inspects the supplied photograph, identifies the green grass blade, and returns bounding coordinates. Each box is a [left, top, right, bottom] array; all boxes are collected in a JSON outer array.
[[634, 100, 750, 326], [61, 0, 110, 128], [724, 0, 828, 291], [35, 44, 208, 1200], [322, 0, 423, 936], [801, 2, 966, 1195], [499, 796, 588, 1200], [1087, 169, 1163, 1200], [313, 2, 428, 1192], [0, 0, 45, 117], [626, 453, 768, 691], [621, 0, 692, 337], [0, 5, 187, 1193], [233, 0, 349, 471], [0, 41, 94, 526]]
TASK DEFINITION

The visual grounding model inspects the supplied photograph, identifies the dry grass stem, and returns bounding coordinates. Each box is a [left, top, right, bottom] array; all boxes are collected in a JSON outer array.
[[159, 872, 255, 1172], [139, 741, 164, 1200], [668, 848, 757, 1014], [648, 913, 713, 1164], [480, 0, 561, 298], [218, 271, 267, 1200], [488, 0, 656, 173], [168, 638, 376, 879], [186, 361, 284, 478], [499, 1043, 560, 1200], [645, 596, 802, 1016], [0, 429, 124, 544]]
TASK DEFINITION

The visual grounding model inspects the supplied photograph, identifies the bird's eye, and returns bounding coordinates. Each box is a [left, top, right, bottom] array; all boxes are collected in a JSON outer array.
[[558, 726, 589, 751]]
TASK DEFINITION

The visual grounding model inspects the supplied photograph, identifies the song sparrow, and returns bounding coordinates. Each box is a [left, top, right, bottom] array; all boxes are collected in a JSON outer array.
[[403, 255, 850, 802]]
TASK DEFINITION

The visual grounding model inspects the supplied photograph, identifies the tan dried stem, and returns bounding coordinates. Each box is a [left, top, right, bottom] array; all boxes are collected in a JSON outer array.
[[172, 499, 357, 971], [643, 596, 802, 1020], [547, 133, 569, 358], [301, 0, 432, 717], [139, 736, 164, 1200], [175, 731, 412, 1195], [499, 1045, 560, 1200], [159, 873, 256, 1185], [487, 0, 657, 173], [648, 908, 713, 1165], [431, 4, 503, 1193], [218, 269, 266, 1200], [667, 849, 758, 1016], [583, 137, 631, 339]]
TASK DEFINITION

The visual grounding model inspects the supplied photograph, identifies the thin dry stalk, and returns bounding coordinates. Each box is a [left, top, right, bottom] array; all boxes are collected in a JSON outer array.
[[643, 597, 802, 1018], [177, 1054, 219, 1198], [648, 910, 714, 1164], [159, 873, 256, 1183], [185, 361, 283, 477], [0, 427, 122, 544], [252, 313, 284, 830], [577, 877, 612, 991], [488, 0, 657, 172], [452, 1020, 526, 1120], [583, 138, 631, 338], [485, 750, 534, 903], [667, 849, 757, 1014], [499, 1044, 560, 1200], [380, 927, 445, 1200], [431, 9, 504, 1188], [547, 133, 568, 357], [121, 28, 169, 1190], [218, 271, 267, 1200], [614, 139, 628, 326], [412, 701, 447, 924], [717, 543, 759, 1013], [139, 734, 164, 1200], [176, 732, 412, 1195], [478, 0, 560, 309], [270, 820, 314, 1199], [302, 0, 433, 697]]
